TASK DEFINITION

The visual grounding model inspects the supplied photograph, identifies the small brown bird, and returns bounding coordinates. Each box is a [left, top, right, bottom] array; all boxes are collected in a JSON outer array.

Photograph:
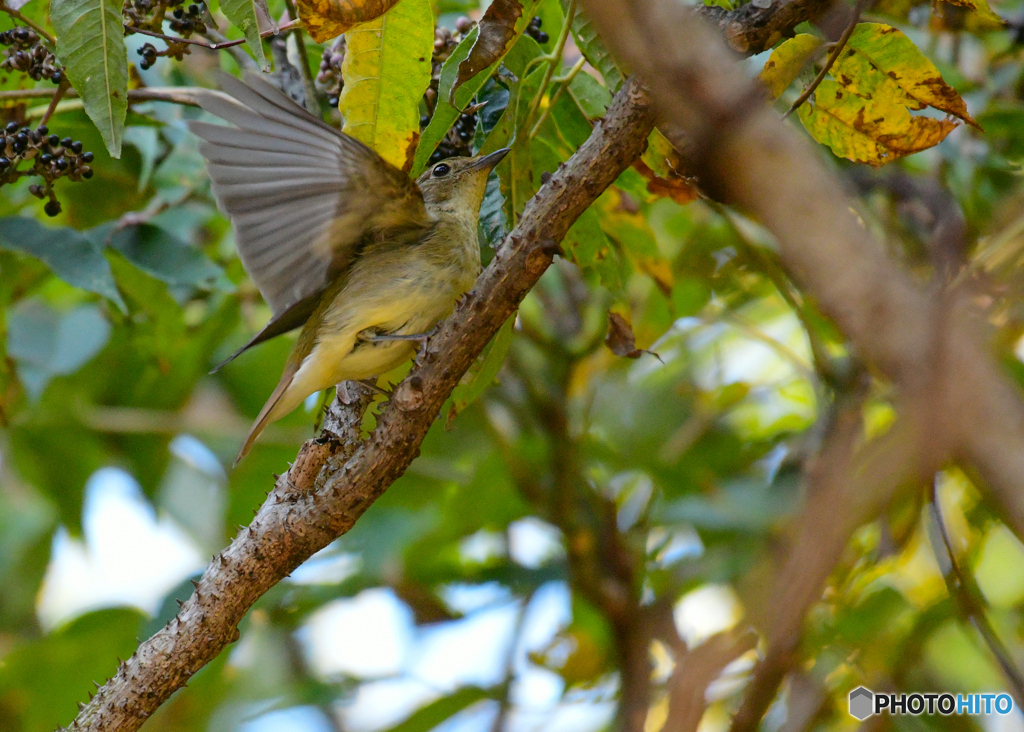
[[189, 73, 508, 464]]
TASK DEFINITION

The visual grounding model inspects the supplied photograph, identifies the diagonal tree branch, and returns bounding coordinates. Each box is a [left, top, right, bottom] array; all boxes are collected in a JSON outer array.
[[65, 75, 657, 732]]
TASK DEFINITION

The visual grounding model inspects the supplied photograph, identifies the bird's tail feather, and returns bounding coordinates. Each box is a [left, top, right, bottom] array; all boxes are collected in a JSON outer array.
[[235, 361, 300, 466]]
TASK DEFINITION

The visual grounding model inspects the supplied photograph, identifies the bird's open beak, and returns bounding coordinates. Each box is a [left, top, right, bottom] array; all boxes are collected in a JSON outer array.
[[470, 147, 511, 172]]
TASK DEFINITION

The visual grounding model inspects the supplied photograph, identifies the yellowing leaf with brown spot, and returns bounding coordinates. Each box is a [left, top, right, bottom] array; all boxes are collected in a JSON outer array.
[[339, 0, 434, 170], [799, 79, 957, 166], [837, 23, 979, 128], [759, 34, 822, 99], [940, 0, 1005, 29], [297, 0, 400, 42]]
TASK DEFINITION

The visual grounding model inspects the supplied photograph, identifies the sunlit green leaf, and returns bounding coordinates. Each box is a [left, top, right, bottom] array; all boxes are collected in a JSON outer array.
[[216, 0, 269, 69], [52, 0, 128, 157]]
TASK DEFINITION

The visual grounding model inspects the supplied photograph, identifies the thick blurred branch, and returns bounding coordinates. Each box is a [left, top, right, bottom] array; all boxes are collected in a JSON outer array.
[[65, 76, 657, 732], [579, 0, 1024, 727], [664, 629, 757, 732], [695, 0, 832, 54]]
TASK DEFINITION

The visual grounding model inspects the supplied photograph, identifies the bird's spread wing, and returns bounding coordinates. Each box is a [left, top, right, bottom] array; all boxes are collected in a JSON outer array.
[[188, 72, 432, 315]]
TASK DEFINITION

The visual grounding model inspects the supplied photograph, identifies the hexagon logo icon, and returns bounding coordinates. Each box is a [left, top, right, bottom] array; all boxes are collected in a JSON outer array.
[[849, 687, 874, 720]]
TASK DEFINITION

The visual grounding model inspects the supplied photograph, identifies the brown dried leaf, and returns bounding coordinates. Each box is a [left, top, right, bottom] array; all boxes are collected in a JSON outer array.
[[296, 0, 402, 42], [451, 0, 524, 100], [606, 311, 659, 360]]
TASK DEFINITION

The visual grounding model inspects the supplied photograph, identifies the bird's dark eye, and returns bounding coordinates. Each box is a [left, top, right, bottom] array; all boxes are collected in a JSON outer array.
[[432, 163, 451, 177]]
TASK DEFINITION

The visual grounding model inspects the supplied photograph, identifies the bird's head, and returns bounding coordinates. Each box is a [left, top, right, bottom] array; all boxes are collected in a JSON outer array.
[[416, 148, 510, 216]]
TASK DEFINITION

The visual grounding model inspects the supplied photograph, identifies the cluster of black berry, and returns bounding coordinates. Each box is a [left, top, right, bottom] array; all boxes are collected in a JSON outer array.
[[124, 0, 205, 34], [421, 18, 473, 121], [168, 3, 207, 36], [525, 16, 548, 44], [0, 123, 94, 216], [137, 42, 168, 70], [0, 27, 63, 84], [316, 36, 345, 108], [427, 111, 477, 164], [125, 0, 207, 68]]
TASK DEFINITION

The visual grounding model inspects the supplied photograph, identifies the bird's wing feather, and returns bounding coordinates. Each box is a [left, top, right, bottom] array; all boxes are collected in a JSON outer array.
[[188, 72, 432, 315]]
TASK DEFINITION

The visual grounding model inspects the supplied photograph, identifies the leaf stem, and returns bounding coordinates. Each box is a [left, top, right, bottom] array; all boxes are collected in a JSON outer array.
[[0, 1, 56, 44], [782, 0, 867, 119], [524, 0, 577, 130], [529, 55, 585, 138]]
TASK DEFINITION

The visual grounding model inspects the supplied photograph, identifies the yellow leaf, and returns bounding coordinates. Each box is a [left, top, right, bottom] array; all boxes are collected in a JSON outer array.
[[837, 23, 979, 128], [339, 0, 434, 170], [799, 79, 957, 166], [759, 33, 822, 99], [297, 0, 401, 42], [942, 0, 1005, 28], [636, 129, 698, 205]]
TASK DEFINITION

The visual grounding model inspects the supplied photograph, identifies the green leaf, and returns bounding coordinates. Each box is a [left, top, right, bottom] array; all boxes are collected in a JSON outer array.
[[52, 0, 128, 157], [88, 223, 227, 294], [0, 608, 145, 732], [414, 15, 541, 174], [217, 0, 269, 69], [123, 126, 161, 192], [564, 205, 620, 292], [568, 71, 612, 119], [7, 422, 108, 531], [448, 316, 514, 421], [7, 300, 111, 399], [565, 6, 623, 92], [0, 217, 125, 309], [494, 61, 546, 225], [383, 686, 499, 732], [478, 173, 507, 248], [655, 476, 800, 530], [340, 0, 435, 169], [415, 27, 479, 174], [474, 34, 544, 156]]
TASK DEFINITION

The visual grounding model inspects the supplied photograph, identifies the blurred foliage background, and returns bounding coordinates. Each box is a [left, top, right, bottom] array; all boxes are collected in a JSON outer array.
[[5, 0, 1024, 727]]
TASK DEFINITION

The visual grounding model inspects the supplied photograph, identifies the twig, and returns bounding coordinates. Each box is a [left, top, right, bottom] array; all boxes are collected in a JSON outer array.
[[782, 0, 869, 119], [125, 19, 295, 50], [524, 0, 578, 130], [489, 590, 536, 732], [0, 1, 55, 44], [529, 56, 586, 138], [0, 86, 205, 106], [928, 478, 1024, 709], [39, 81, 68, 125], [664, 629, 758, 732], [283, 0, 320, 115]]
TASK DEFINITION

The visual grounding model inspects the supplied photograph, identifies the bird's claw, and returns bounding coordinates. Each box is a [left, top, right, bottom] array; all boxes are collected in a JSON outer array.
[[358, 327, 437, 344]]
